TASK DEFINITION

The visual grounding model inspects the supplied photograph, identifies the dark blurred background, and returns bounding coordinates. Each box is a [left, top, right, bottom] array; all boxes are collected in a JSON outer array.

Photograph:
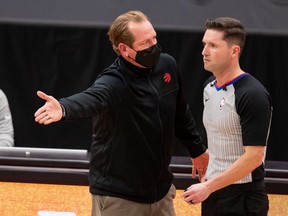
[[0, 0, 287, 161]]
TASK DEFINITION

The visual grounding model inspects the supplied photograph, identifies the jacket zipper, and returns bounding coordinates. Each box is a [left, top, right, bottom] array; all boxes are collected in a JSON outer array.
[[148, 74, 164, 202]]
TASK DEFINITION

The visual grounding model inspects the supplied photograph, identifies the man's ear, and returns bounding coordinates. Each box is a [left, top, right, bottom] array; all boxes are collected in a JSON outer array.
[[232, 45, 241, 57], [118, 43, 128, 57]]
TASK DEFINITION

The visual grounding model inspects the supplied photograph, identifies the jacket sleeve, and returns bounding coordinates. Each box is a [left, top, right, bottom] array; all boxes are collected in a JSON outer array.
[[59, 73, 116, 120], [174, 73, 207, 158]]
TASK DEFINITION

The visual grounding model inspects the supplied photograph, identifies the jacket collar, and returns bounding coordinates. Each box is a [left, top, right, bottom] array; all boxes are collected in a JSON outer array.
[[119, 56, 152, 76]]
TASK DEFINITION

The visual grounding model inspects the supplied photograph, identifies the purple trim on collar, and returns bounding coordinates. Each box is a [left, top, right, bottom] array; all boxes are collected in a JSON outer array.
[[215, 73, 248, 91]]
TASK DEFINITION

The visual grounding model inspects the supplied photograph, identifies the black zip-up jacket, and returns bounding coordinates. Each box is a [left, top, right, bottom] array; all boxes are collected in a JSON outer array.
[[59, 53, 206, 203]]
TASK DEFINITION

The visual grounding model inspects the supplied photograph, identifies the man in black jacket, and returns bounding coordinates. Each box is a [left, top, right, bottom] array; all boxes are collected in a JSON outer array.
[[35, 10, 208, 216]]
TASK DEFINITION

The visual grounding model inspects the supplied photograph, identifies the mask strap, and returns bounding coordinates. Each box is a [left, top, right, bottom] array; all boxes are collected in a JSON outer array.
[[128, 55, 136, 62]]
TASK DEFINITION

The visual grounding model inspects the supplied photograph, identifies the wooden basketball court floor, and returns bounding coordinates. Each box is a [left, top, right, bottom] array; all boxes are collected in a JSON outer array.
[[0, 182, 287, 216]]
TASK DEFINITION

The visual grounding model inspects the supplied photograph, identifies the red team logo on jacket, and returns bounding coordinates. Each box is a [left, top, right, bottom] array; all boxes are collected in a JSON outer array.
[[163, 73, 171, 83]]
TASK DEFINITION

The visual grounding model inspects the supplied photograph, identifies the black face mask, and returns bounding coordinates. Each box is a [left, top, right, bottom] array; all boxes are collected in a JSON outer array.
[[132, 43, 162, 68]]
